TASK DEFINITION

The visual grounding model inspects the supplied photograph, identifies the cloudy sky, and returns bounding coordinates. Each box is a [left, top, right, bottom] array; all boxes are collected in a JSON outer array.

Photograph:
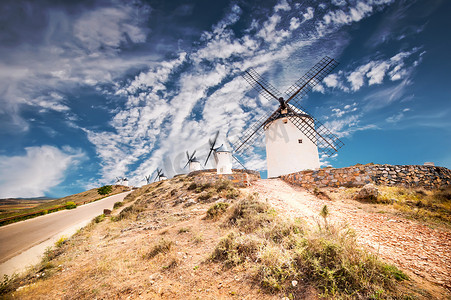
[[0, 0, 450, 198]]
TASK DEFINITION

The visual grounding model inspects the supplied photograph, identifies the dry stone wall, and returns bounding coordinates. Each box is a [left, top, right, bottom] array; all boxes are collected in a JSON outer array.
[[281, 164, 451, 190], [189, 169, 260, 187]]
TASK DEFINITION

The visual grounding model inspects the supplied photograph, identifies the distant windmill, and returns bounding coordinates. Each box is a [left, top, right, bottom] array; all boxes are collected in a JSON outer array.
[[154, 168, 167, 181], [122, 177, 129, 187], [233, 56, 344, 178], [115, 177, 122, 185], [184, 150, 202, 172], [144, 175, 151, 185], [205, 131, 233, 175]]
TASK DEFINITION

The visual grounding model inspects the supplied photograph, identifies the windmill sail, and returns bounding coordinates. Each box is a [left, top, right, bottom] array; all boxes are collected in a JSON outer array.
[[232, 56, 343, 157]]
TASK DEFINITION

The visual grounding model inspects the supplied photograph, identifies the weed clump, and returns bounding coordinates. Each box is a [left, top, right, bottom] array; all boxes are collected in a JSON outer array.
[[206, 202, 229, 219], [227, 194, 273, 232], [113, 201, 123, 209], [145, 238, 173, 259], [187, 182, 197, 190], [197, 191, 214, 202], [94, 214, 105, 223]]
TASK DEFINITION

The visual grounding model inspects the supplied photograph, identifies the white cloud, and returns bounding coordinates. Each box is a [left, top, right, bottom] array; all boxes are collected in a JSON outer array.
[[274, 0, 291, 12], [0, 146, 85, 198]]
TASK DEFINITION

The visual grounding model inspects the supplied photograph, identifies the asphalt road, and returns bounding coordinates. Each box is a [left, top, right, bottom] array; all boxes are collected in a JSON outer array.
[[0, 191, 131, 264]]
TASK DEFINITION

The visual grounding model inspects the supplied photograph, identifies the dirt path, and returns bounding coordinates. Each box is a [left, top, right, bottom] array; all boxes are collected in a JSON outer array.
[[244, 179, 451, 295]]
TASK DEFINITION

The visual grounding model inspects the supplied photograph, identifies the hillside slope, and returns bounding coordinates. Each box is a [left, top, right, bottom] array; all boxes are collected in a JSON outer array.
[[2, 176, 448, 299]]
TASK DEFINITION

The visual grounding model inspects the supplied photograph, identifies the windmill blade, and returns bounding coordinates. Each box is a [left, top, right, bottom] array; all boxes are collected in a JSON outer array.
[[242, 68, 282, 101], [286, 104, 344, 156], [231, 108, 281, 154], [204, 148, 214, 166], [232, 154, 247, 170], [211, 131, 219, 149], [186, 151, 190, 161], [190, 150, 196, 161], [284, 56, 339, 105], [183, 161, 190, 169]]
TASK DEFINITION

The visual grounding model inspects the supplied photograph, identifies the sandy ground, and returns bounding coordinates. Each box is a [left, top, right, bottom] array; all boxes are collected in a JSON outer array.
[[244, 179, 451, 295], [0, 191, 131, 277]]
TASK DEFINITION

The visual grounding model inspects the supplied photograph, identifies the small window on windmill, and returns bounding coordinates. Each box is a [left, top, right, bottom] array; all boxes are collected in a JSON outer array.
[[298, 139, 303, 143]]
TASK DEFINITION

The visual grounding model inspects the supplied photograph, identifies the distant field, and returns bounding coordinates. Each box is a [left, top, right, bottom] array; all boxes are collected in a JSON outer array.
[[0, 198, 55, 214], [0, 185, 130, 225]]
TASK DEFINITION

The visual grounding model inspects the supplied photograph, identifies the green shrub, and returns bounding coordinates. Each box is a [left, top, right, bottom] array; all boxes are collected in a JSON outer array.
[[113, 201, 123, 209], [94, 214, 105, 223], [206, 202, 229, 219], [65, 201, 77, 209], [97, 185, 113, 195]]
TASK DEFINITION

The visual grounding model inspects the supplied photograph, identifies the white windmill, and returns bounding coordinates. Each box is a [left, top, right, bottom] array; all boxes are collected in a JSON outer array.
[[144, 175, 152, 185], [154, 168, 167, 181], [184, 150, 202, 172], [115, 177, 123, 185], [122, 177, 129, 187], [204, 131, 233, 175], [233, 56, 344, 178]]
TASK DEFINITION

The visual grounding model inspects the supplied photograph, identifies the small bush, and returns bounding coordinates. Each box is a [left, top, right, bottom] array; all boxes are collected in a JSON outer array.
[[187, 182, 197, 190], [55, 236, 68, 248], [227, 194, 273, 232], [206, 202, 229, 219], [113, 201, 123, 209], [215, 180, 232, 192], [145, 238, 173, 259], [178, 227, 190, 234], [94, 214, 105, 223], [211, 233, 262, 268], [97, 185, 113, 195], [65, 201, 77, 209], [198, 191, 214, 202], [113, 204, 145, 221], [226, 189, 240, 199]]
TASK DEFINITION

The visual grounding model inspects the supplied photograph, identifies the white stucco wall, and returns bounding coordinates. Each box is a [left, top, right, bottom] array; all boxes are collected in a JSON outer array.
[[189, 161, 201, 172], [264, 116, 320, 178], [214, 151, 232, 174]]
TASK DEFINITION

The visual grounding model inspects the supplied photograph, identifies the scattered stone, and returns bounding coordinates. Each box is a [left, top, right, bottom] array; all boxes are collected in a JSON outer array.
[[103, 209, 112, 216], [355, 184, 378, 201], [291, 280, 298, 287]]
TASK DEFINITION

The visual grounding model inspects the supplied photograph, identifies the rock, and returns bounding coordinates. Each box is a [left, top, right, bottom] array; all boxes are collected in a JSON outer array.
[[291, 280, 298, 287], [355, 184, 378, 202], [183, 199, 197, 207], [103, 209, 112, 216]]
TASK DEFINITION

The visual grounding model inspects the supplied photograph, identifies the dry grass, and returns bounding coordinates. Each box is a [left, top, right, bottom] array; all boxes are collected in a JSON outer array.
[[332, 185, 451, 226], [1, 176, 432, 299]]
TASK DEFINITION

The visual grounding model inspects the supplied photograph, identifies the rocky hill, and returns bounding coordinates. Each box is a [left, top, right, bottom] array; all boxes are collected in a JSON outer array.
[[2, 175, 449, 299]]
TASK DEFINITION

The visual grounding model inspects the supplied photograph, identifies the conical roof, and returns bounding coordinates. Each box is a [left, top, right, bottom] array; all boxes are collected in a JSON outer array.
[[215, 143, 231, 153]]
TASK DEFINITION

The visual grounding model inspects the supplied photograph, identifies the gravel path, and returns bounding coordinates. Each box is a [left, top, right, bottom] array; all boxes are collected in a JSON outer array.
[[244, 179, 451, 294]]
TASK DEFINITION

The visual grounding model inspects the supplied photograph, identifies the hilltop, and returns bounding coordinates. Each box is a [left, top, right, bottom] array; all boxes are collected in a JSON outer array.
[[1, 175, 450, 299]]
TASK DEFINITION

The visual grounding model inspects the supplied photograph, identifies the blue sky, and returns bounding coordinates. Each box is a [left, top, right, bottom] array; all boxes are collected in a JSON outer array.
[[0, 0, 450, 198]]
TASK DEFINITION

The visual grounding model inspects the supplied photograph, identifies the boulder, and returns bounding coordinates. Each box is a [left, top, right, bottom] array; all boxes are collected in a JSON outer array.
[[103, 209, 112, 216], [355, 184, 378, 202]]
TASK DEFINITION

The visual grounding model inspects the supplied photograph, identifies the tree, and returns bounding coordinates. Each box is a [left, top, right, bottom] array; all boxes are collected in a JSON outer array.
[[97, 185, 113, 195]]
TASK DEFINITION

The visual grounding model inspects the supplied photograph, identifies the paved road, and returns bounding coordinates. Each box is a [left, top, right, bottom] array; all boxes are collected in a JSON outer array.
[[0, 191, 131, 263]]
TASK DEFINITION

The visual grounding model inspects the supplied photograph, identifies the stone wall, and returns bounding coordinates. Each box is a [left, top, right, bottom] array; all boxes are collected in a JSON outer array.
[[189, 169, 260, 187], [281, 164, 451, 190]]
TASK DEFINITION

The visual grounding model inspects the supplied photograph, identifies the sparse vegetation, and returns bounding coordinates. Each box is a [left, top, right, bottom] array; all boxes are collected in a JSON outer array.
[[65, 201, 77, 209], [113, 201, 123, 209], [94, 214, 105, 223], [205, 202, 229, 219], [212, 194, 409, 298], [145, 238, 173, 259], [2, 175, 438, 299]]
